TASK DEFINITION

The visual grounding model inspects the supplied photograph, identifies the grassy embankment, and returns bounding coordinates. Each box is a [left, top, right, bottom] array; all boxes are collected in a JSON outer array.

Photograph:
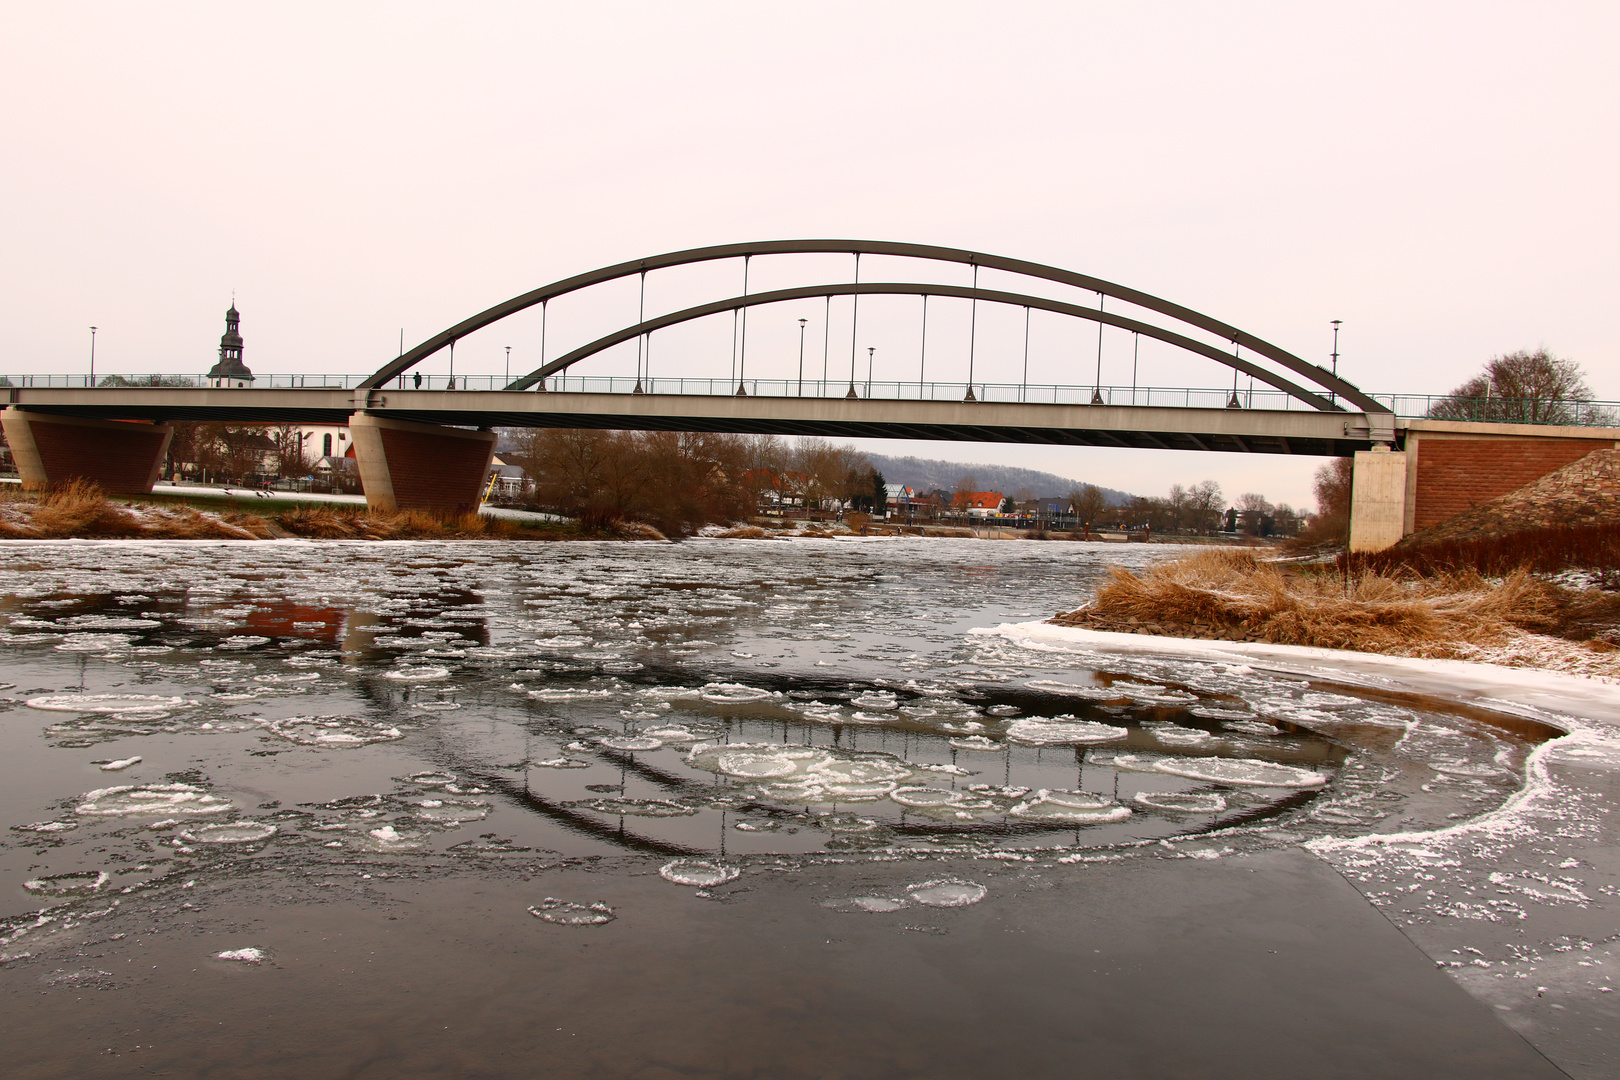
[[0, 480, 663, 541], [1053, 526, 1620, 677]]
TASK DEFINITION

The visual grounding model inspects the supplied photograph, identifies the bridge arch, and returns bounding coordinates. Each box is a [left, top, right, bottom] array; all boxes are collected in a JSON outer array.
[[507, 282, 1339, 411], [362, 239, 1386, 413]]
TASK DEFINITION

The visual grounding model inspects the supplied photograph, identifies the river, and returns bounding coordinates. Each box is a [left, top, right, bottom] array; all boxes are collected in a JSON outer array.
[[0, 537, 1601, 1078]]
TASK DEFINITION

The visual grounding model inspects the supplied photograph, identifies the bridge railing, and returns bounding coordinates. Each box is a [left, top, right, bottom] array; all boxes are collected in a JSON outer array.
[[3, 374, 1616, 424]]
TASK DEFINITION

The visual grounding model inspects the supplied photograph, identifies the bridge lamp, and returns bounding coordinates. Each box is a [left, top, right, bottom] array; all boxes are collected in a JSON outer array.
[[867, 346, 875, 397], [1329, 319, 1342, 406], [89, 326, 97, 386], [505, 345, 511, 383], [797, 319, 807, 397]]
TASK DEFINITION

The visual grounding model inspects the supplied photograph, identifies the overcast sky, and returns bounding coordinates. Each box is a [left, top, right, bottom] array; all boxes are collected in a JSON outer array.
[[4, 2, 1615, 507]]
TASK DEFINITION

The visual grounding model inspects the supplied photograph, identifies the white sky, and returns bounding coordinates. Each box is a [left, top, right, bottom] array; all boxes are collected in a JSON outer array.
[[4, 2, 1615, 508]]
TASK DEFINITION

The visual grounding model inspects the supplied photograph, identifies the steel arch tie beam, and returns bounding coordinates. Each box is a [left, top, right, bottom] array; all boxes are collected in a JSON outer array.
[[361, 239, 1384, 413], [504, 281, 1341, 412]]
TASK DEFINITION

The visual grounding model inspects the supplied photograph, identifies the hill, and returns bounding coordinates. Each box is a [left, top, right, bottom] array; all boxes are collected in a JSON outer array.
[[863, 452, 1134, 504]]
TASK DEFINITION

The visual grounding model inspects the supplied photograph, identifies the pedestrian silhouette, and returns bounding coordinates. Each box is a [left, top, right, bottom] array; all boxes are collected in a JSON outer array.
[[413, 372, 422, 389]]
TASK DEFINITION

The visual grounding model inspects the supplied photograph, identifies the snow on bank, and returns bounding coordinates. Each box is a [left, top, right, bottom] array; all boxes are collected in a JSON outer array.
[[983, 620, 1620, 729]]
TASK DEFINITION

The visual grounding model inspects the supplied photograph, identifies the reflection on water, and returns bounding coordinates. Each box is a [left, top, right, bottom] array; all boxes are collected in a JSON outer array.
[[0, 539, 1546, 907]]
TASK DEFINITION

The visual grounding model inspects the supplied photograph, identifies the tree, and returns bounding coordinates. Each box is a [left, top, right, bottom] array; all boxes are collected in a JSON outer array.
[[1070, 484, 1107, 528], [1428, 349, 1611, 425], [1235, 492, 1274, 536], [1186, 480, 1224, 533]]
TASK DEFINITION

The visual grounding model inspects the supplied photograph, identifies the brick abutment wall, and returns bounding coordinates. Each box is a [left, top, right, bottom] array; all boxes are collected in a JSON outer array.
[[1408, 437, 1615, 534]]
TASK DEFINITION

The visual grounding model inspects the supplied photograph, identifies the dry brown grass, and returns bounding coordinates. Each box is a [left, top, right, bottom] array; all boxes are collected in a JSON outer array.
[[714, 525, 773, 540], [0, 480, 261, 539], [1056, 548, 1578, 656]]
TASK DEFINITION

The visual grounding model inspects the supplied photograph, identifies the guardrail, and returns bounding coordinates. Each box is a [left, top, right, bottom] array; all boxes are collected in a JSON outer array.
[[2, 374, 1615, 425]]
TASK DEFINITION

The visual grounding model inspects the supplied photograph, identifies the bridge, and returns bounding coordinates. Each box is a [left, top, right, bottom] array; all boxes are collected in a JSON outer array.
[[5, 240, 1616, 550]]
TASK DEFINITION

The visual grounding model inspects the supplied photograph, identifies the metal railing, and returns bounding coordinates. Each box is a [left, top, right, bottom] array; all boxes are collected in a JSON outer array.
[[2, 373, 1616, 425]]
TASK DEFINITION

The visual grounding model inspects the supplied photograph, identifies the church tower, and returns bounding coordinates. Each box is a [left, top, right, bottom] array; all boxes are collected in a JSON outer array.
[[207, 303, 255, 388]]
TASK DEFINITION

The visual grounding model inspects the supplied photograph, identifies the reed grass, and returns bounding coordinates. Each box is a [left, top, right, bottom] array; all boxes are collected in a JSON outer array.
[[1061, 548, 1583, 656]]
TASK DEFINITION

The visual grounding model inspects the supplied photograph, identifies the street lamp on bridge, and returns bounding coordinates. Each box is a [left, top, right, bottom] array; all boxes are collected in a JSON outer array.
[[797, 318, 807, 397], [88, 326, 97, 387]]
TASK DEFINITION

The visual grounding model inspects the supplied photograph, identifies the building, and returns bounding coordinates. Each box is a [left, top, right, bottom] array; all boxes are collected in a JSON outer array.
[[299, 424, 354, 463], [206, 304, 254, 388], [952, 491, 1006, 519]]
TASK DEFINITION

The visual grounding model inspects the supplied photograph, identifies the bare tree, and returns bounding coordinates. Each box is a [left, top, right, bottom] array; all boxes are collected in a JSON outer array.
[[1070, 484, 1108, 528], [1186, 480, 1224, 533], [1428, 349, 1611, 425]]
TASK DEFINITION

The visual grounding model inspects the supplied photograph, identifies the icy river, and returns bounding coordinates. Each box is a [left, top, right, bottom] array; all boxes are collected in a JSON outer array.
[[1, 537, 1616, 1078]]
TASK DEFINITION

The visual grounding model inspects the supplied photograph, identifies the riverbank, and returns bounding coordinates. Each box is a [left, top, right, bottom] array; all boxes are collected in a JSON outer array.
[[0, 481, 663, 541], [1051, 547, 1620, 679]]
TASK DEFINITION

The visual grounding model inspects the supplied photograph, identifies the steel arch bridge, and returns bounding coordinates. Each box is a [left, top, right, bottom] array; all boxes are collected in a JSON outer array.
[[362, 239, 1388, 417]]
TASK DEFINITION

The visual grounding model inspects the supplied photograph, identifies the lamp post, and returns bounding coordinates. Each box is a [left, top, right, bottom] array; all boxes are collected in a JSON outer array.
[[797, 318, 807, 397], [1329, 319, 1341, 406], [866, 346, 875, 398], [89, 326, 97, 386], [505, 345, 511, 385]]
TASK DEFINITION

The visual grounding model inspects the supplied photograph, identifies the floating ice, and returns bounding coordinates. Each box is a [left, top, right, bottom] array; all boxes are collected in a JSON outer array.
[[216, 947, 267, 963], [529, 898, 615, 925], [822, 896, 909, 913], [690, 743, 832, 780], [384, 666, 450, 681], [949, 736, 1006, 752], [531, 757, 590, 769], [1009, 790, 1132, 823], [189, 821, 277, 843], [362, 825, 425, 850], [816, 758, 913, 784], [527, 688, 615, 701], [77, 783, 232, 817], [906, 879, 987, 908], [1005, 718, 1127, 746], [1133, 791, 1227, 814], [700, 682, 780, 704], [639, 725, 701, 742], [99, 756, 142, 771], [1221, 721, 1282, 737], [1024, 679, 1114, 699], [216, 635, 271, 650], [890, 787, 985, 810], [10, 819, 77, 833], [55, 632, 133, 652], [716, 750, 801, 778], [576, 797, 698, 818], [410, 797, 491, 824], [1153, 756, 1327, 788], [22, 871, 109, 896], [595, 735, 663, 752], [27, 693, 190, 714], [659, 859, 740, 887], [1146, 724, 1215, 747], [850, 691, 898, 710], [534, 636, 591, 648], [252, 672, 320, 684], [404, 771, 457, 786], [263, 716, 404, 747]]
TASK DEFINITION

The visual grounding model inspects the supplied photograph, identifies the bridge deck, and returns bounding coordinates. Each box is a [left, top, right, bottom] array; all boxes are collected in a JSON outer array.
[[3, 387, 1380, 455]]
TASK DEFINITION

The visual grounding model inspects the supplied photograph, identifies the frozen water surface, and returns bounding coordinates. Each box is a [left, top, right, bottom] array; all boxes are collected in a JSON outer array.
[[1, 537, 1608, 1056]]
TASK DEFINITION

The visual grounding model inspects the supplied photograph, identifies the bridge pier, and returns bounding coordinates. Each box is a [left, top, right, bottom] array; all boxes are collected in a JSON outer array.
[[1, 408, 173, 494], [1348, 447, 1408, 553], [348, 413, 496, 515]]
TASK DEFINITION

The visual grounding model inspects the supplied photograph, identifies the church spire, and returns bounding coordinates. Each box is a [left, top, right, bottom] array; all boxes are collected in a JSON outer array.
[[207, 300, 254, 386]]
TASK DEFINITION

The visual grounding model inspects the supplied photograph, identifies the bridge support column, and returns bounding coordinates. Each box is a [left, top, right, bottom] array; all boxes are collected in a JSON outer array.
[[1348, 447, 1408, 553], [1, 408, 173, 494], [348, 413, 496, 515]]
